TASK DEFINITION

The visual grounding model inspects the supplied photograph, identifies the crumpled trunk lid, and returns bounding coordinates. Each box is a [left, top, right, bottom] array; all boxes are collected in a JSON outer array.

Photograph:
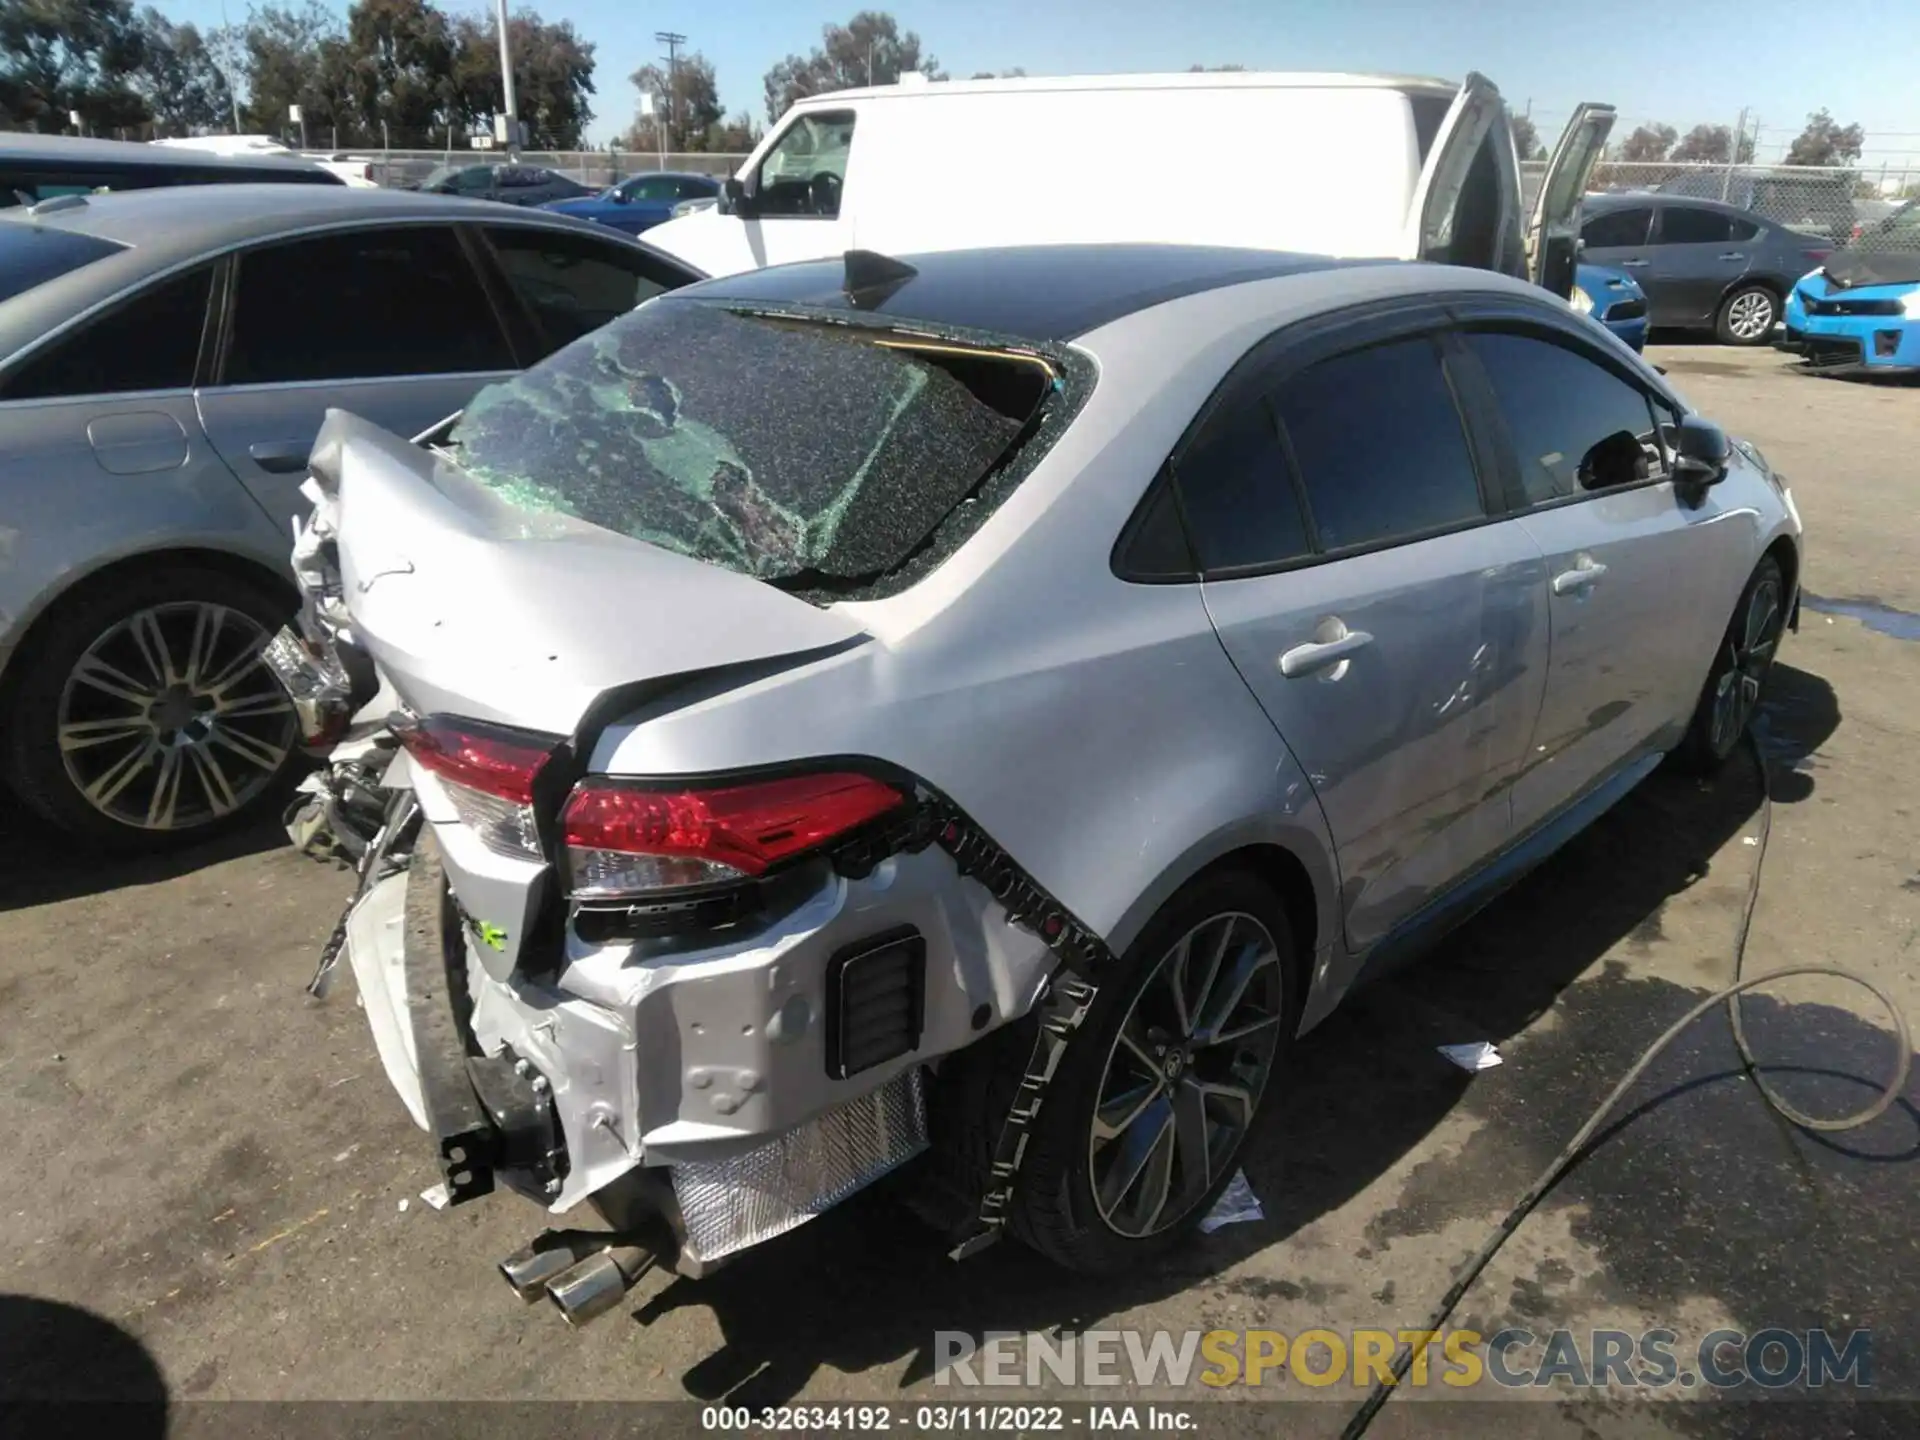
[[309, 409, 867, 738]]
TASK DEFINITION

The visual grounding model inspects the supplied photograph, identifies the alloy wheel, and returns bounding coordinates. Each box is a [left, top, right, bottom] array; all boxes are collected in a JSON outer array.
[[1087, 911, 1284, 1238], [1710, 574, 1783, 754], [1727, 291, 1774, 341], [56, 601, 297, 831]]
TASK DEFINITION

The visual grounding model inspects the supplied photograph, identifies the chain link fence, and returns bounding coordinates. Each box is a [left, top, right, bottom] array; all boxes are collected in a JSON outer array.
[[363, 149, 749, 190], [1521, 160, 1919, 245]]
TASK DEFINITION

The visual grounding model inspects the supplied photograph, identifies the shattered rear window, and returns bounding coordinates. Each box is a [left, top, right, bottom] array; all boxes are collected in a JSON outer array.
[[451, 300, 1049, 591]]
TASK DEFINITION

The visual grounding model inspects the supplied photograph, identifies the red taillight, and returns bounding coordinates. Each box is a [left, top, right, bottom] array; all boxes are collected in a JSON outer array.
[[1805, 248, 1832, 263], [397, 715, 561, 859], [562, 771, 907, 899], [398, 715, 555, 800]]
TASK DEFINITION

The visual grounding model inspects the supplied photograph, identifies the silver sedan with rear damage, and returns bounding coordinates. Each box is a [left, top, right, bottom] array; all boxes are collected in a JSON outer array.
[[282, 244, 1801, 1319]]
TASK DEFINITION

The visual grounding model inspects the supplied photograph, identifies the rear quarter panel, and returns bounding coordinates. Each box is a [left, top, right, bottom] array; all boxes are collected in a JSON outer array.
[[0, 391, 285, 674]]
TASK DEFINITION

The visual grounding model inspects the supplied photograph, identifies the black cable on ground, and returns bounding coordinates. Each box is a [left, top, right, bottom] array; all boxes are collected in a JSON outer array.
[[1339, 731, 1913, 1439]]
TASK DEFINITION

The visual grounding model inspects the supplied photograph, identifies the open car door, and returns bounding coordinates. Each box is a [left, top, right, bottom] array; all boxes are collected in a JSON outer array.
[[1405, 73, 1503, 267], [1528, 102, 1617, 298]]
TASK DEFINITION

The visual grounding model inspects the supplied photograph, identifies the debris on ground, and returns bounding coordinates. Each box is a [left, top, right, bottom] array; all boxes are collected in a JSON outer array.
[[1438, 1041, 1504, 1072], [1199, 1170, 1265, 1233]]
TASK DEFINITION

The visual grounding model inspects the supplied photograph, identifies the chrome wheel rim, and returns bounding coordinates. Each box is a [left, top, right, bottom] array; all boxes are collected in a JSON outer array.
[[1728, 291, 1773, 340], [57, 601, 297, 831], [1088, 910, 1284, 1238], [1710, 575, 1783, 754]]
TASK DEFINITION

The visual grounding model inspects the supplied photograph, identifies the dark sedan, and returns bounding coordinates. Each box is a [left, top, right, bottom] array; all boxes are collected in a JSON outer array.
[[414, 163, 595, 207], [1579, 193, 1833, 345]]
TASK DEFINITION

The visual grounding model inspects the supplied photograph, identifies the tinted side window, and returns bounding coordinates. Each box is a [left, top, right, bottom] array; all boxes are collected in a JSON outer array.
[[1275, 338, 1483, 551], [1466, 331, 1660, 505], [1581, 208, 1651, 248], [223, 227, 512, 385], [486, 227, 671, 351], [1728, 216, 1761, 242], [1658, 206, 1734, 244], [1172, 394, 1310, 572], [2, 267, 211, 400]]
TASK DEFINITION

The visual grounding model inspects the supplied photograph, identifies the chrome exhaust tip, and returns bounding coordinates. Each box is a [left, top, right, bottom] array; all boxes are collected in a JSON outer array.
[[499, 1230, 612, 1303], [544, 1244, 656, 1329]]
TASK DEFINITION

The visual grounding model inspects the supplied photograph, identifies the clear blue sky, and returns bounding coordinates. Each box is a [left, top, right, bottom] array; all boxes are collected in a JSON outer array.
[[173, 0, 1920, 157]]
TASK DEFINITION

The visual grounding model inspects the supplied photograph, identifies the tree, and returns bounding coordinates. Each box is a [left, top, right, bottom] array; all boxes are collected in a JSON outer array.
[[451, 10, 594, 149], [1510, 113, 1544, 162], [968, 67, 1025, 79], [238, 1, 344, 140], [1617, 122, 1676, 163], [338, 0, 455, 147], [1187, 64, 1246, 72], [629, 50, 720, 151], [0, 0, 151, 133], [133, 11, 236, 135], [1785, 108, 1864, 167], [762, 11, 945, 122], [1670, 122, 1754, 165]]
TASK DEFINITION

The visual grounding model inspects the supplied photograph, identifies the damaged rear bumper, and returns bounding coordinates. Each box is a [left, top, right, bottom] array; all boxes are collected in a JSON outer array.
[[340, 801, 1051, 1265]]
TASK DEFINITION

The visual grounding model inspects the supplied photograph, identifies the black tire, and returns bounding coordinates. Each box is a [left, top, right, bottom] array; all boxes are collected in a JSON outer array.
[[1714, 284, 1778, 346], [1678, 554, 1787, 774], [1004, 868, 1298, 1273], [3, 564, 299, 850]]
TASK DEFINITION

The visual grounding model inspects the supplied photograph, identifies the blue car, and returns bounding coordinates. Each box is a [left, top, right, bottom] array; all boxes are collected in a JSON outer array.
[[539, 171, 721, 236], [1571, 262, 1648, 352], [1781, 198, 1920, 375]]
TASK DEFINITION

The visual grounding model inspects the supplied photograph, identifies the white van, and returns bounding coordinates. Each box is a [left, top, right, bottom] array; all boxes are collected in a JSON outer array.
[[641, 71, 1614, 296]]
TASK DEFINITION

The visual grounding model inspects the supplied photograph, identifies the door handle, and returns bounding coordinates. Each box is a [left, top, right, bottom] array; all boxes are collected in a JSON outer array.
[[248, 439, 311, 474], [1279, 629, 1374, 679], [1552, 561, 1609, 596], [1619, 258, 1649, 267], [1717, 251, 1748, 261]]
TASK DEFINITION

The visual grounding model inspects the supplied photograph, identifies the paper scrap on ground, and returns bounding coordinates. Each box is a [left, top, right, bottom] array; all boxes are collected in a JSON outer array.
[[1438, 1042, 1504, 1072], [1199, 1169, 1265, 1233], [420, 1184, 451, 1211]]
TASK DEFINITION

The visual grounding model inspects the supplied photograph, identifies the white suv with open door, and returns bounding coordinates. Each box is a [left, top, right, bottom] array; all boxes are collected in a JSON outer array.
[[641, 72, 1614, 297]]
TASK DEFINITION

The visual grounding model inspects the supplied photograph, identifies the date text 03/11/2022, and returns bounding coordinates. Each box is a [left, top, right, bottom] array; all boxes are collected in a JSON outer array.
[[701, 1404, 1198, 1431]]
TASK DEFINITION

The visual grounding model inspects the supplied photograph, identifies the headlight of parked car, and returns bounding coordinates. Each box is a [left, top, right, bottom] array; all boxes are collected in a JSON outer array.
[[1570, 286, 1595, 316]]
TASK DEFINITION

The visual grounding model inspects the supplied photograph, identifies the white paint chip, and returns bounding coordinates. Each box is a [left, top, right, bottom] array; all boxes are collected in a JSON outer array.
[[420, 1184, 451, 1211], [1198, 1170, 1264, 1233], [397, 1198, 409, 1212]]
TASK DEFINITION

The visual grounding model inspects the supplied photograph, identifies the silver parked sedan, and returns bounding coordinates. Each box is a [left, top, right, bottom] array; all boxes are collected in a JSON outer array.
[[0, 184, 700, 847], [293, 246, 1801, 1290]]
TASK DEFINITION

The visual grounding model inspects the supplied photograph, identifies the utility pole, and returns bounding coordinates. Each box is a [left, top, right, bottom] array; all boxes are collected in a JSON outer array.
[[655, 31, 686, 154], [219, 0, 243, 132], [1722, 106, 1746, 200], [496, 0, 521, 159]]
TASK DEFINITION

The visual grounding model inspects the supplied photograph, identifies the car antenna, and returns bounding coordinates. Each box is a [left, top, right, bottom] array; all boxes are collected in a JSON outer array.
[[842, 249, 917, 310]]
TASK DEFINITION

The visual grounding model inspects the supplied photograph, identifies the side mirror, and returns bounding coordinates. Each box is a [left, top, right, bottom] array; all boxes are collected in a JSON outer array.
[[722, 176, 756, 219], [1672, 416, 1731, 500]]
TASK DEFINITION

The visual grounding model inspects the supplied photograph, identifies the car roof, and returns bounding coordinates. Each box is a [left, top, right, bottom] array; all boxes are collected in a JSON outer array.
[[791, 70, 1460, 109], [1587, 190, 1752, 216], [680, 245, 1392, 342], [0, 184, 658, 361], [0, 130, 329, 175]]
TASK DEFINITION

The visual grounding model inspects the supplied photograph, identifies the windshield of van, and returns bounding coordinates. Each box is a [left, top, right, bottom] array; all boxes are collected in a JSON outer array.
[[0, 223, 126, 304], [449, 299, 1046, 588]]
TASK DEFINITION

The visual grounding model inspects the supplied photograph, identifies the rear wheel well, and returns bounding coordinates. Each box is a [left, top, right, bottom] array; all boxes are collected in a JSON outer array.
[[1722, 275, 1784, 307], [1193, 843, 1320, 1017], [0, 548, 296, 698]]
